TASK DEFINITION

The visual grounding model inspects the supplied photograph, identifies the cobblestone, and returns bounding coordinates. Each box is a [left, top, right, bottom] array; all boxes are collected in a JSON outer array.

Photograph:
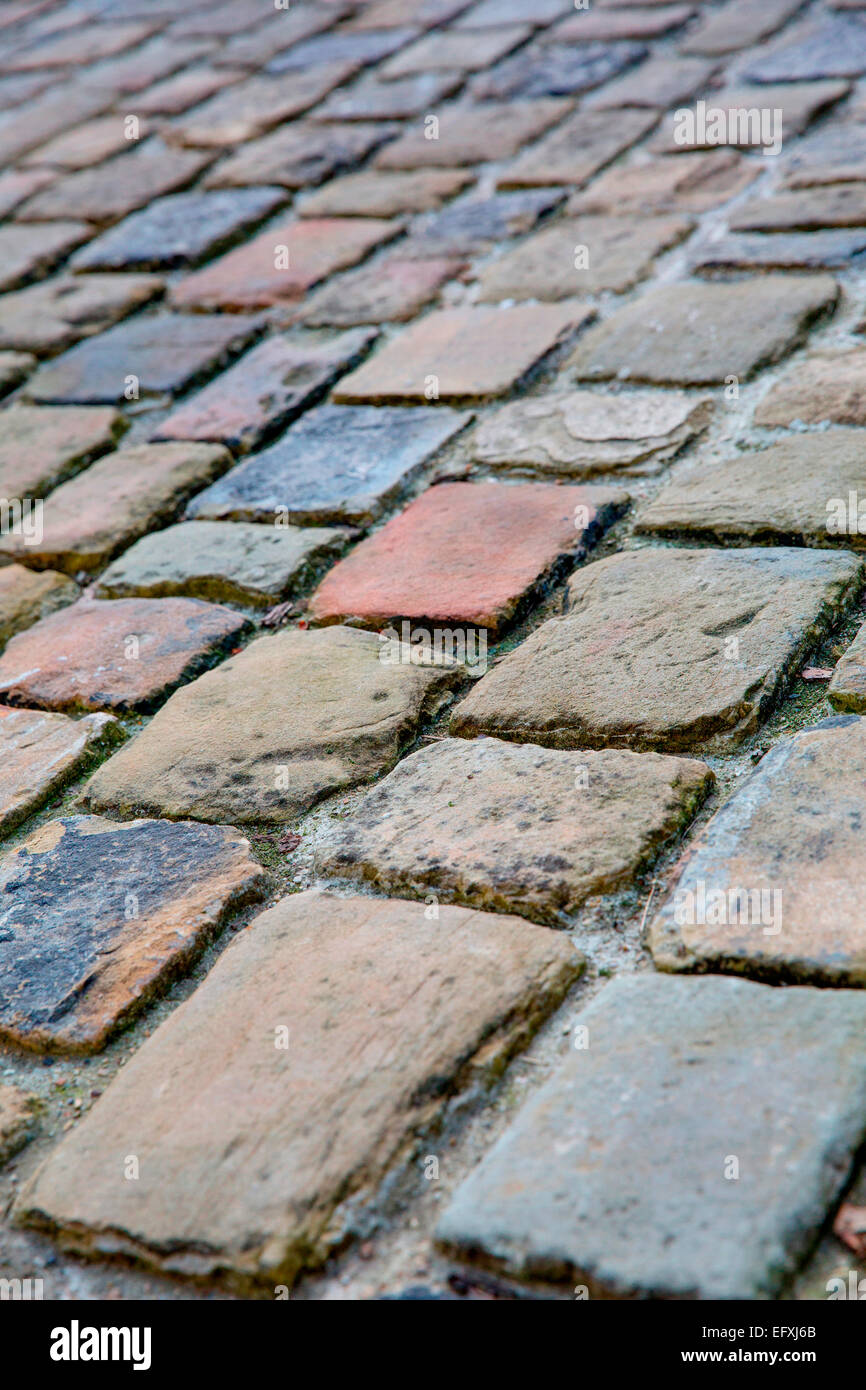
[[25, 313, 262, 404], [309, 478, 626, 632], [70, 187, 286, 271], [0, 706, 122, 837], [0, 272, 163, 355], [153, 329, 375, 451], [568, 275, 838, 384], [651, 715, 866, 984], [80, 625, 463, 822], [437, 975, 866, 1297], [638, 429, 866, 545], [0, 402, 125, 495], [3, 0, 866, 1308], [171, 216, 397, 309], [471, 388, 711, 475], [0, 815, 269, 1052], [95, 519, 351, 608], [187, 402, 471, 526], [315, 738, 712, 923], [0, 1084, 38, 1166], [452, 547, 863, 750], [0, 441, 230, 571], [333, 303, 589, 402], [754, 349, 866, 428], [16, 890, 580, 1285], [0, 596, 248, 713]]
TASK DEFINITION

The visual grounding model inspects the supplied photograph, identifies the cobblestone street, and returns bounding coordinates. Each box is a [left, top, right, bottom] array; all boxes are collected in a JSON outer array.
[[2, 0, 866, 1307]]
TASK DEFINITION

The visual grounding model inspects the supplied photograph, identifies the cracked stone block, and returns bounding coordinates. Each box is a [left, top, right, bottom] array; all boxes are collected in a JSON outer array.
[[0, 707, 123, 838], [0, 273, 164, 356], [498, 107, 657, 187], [451, 546, 863, 751], [374, 99, 572, 167], [315, 737, 713, 924], [829, 626, 866, 711], [0, 815, 270, 1053], [69, 187, 286, 271], [476, 214, 690, 300], [742, 12, 866, 81], [0, 442, 230, 573], [95, 520, 351, 608], [25, 314, 262, 405], [0, 565, 77, 650], [472, 388, 711, 476], [755, 350, 866, 428], [17, 139, 214, 225], [0, 1084, 38, 1166], [0, 222, 90, 293], [79, 625, 465, 823], [332, 303, 589, 403], [205, 121, 395, 191], [639, 429, 866, 546], [0, 596, 250, 714], [436, 973, 866, 1297], [309, 480, 627, 634], [297, 254, 461, 326], [568, 275, 838, 385], [0, 403, 125, 496], [651, 715, 866, 984], [187, 403, 471, 527], [298, 167, 474, 217], [153, 329, 375, 453], [471, 41, 646, 99], [15, 888, 581, 1286], [171, 217, 396, 310]]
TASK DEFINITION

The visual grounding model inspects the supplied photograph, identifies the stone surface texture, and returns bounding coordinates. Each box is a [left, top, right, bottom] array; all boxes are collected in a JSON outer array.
[[452, 547, 863, 751], [309, 480, 627, 633], [16, 890, 582, 1286], [80, 626, 464, 823], [1, 0, 866, 1308], [0, 597, 249, 714], [436, 974, 866, 1298], [0, 707, 123, 838], [0, 815, 269, 1052], [315, 737, 713, 924]]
